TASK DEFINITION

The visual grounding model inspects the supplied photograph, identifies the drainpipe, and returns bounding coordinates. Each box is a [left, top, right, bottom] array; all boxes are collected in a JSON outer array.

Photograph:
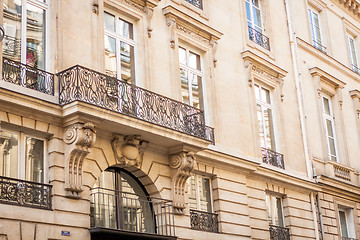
[[283, 0, 323, 239]]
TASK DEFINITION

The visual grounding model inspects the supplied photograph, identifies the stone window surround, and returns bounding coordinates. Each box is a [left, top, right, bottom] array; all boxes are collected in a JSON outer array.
[[333, 197, 360, 240]]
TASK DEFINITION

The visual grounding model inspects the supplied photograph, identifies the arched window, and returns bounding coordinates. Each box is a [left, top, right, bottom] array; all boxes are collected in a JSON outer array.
[[90, 168, 155, 234]]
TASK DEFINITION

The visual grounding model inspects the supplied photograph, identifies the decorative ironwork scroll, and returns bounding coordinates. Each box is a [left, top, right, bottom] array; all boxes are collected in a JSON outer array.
[[2, 57, 54, 95], [58, 65, 214, 143], [185, 0, 203, 9], [0, 176, 52, 210], [262, 148, 285, 169], [248, 26, 270, 51], [269, 225, 290, 240], [312, 39, 327, 54], [190, 209, 219, 233]]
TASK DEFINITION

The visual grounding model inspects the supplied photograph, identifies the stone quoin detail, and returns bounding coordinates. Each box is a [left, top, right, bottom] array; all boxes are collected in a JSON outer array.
[[63, 123, 96, 199], [169, 151, 196, 214]]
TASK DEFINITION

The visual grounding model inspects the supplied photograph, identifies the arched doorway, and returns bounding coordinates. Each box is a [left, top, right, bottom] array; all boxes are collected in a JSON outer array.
[[90, 167, 176, 239]]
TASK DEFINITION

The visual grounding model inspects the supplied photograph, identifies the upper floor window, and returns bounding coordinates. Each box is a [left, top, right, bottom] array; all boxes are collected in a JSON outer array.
[[322, 95, 339, 162], [179, 46, 204, 109], [104, 12, 135, 83], [3, 0, 48, 70], [266, 194, 284, 227], [255, 84, 275, 151], [308, 8, 326, 53], [347, 35, 359, 73], [187, 174, 212, 212], [0, 129, 45, 183], [184, 0, 203, 10], [339, 207, 356, 239]]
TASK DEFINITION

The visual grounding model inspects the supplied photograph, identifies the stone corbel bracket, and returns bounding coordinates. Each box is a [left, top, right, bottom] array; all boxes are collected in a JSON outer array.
[[112, 135, 148, 168], [64, 123, 96, 199], [350, 90, 360, 119], [163, 5, 223, 64], [92, 0, 99, 14], [242, 51, 287, 101], [169, 151, 196, 214]]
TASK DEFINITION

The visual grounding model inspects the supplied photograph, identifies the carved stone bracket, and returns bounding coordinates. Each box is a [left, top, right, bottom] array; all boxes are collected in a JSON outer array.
[[210, 38, 218, 67], [92, 0, 99, 14], [64, 123, 96, 199], [350, 90, 360, 119], [169, 151, 196, 214], [144, 6, 154, 37], [111, 135, 148, 167], [166, 17, 177, 48]]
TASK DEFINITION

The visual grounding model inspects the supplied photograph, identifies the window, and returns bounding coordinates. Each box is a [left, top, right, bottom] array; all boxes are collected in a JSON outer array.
[[322, 95, 339, 162], [255, 84, 275, 151], [3, 0, 48, 70], [104, 12, 135, 83], [0, 129, 45, 183], [179, 47, 204, 109], [184, 0, 203, 9], [266, 194, 284, 227], [187, 174, 212, 212], [338, 208, 356, 239], [347, 35, 359, 73], [308, 8, 325, 53]]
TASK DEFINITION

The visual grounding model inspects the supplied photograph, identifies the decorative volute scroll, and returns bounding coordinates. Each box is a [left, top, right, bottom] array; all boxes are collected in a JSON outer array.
[[350, 90, 360, 119], [64, 123, 96, 199], [241, 50, 287, 101], [163, 6, 223, 66], [169, 151, 196, 214], [111, 135, 148, 167]]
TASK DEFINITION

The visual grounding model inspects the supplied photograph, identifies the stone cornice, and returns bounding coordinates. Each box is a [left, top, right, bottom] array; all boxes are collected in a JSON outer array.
[[316, 175, 360, 201], [309, 67, 346, 89], [336, 0, 360, 18]]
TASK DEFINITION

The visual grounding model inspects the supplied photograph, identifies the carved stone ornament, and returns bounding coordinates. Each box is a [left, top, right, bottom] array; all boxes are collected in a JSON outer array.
[[92, 0, 99, 14], [169, 151, 196, 214], [64, 123, 96, 199], [111, 135, 148, 167]]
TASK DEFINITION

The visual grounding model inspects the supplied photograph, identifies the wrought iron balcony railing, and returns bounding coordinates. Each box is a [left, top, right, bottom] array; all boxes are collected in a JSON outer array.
[[342, 237, 358, 240], [90, 187, 175, 237], [313, 39, 327, 54], [185, 0, 203, 9], [269, 225, 290, 240], [248, 26, 270, 51], [351, 64, 360, 75], [2, 57, 54, 95], [262, 148, 285, 169], [190, 209, 219, 233], [58, 65, 214, 143], [0, 176, 52, 210]]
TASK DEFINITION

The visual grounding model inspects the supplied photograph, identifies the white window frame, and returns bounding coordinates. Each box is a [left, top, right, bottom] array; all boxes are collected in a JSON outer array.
[[347, 35, 359, 72], [266, 193, 285, 227], [321, 95, 339, 162], [308, 8, 323, 49], [187, 174, 213, 213], [0, 129, 47, 183], [179, 46, 205, 109], [245, 0, 263, 32], [104, 11, 137, 83], [338, 207, 356, 239], [255, 83, 276, 151]]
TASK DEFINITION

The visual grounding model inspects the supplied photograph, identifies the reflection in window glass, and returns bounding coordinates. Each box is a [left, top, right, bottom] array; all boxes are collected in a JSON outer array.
[[104, 12, 115, 31], [322, 96, 338, 162], [3, 0, 22, 61], [0, 131, 19, 179], [187, 174, 212, 213], [104, 36, 117, 78], [266, 194, 284, 227], [25, 137, 44, 183]]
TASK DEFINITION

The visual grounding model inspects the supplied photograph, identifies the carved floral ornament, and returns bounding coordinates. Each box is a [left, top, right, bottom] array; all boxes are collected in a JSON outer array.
[[111, 134, 148, 167], [242, 51, 287, 101], [63, 123, 96, 199], [169, 151, 196, 214], [163, 6, 223, 67]]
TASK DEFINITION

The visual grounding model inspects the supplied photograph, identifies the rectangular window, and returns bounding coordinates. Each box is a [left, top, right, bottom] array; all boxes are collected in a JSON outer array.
[[347, 35, 359, 73], [187, 174, 212, 213], [3, 0, 48, 70], [266, 194, 284, 227], [0, 129, 45, 183], [184, 0, 203, 10], [179, 47, 204, 109], [245, 0, 262, 32], [322, 95, 338, 162], [255, 84, 275, 150], [104, 12, 135, 83], [339, 208, 356, 239], [308, 8, 325, 52]]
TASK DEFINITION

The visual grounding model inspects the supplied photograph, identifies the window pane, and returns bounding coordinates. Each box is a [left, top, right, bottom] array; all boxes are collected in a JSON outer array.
[[339, 211, 349, 237], [276, 197, 284, 227], [0, 131, 18, 179], [328, 137, 336, 157], [255, 85, 261, 101], [104, 12, 115, 32], [25, 137, 44, 183], [261, 87, 271, 104], [257, 104, 266, 148], [187, 175, 197, 209], [104, 36, 117, 78], [199, 177, 212, 212], [180, 68, 190, 105], [120, 41, 135, 83], [326, 119, 334, 137], [3, 0, 22, 61], [189, 51, 201, 71], [26, 4, 46, 70], [253, 7, 262, 28], [190, 73, 203, 109], [264, 108, 275, 150], [179, 47, 187, 65], [246, 2, 251, 22], [323, 97, 331, 115], [119, 18, 133, 40]]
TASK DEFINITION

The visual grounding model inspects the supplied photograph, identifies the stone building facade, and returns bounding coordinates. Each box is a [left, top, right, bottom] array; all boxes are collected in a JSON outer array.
[[0, 0, 360, 239]]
